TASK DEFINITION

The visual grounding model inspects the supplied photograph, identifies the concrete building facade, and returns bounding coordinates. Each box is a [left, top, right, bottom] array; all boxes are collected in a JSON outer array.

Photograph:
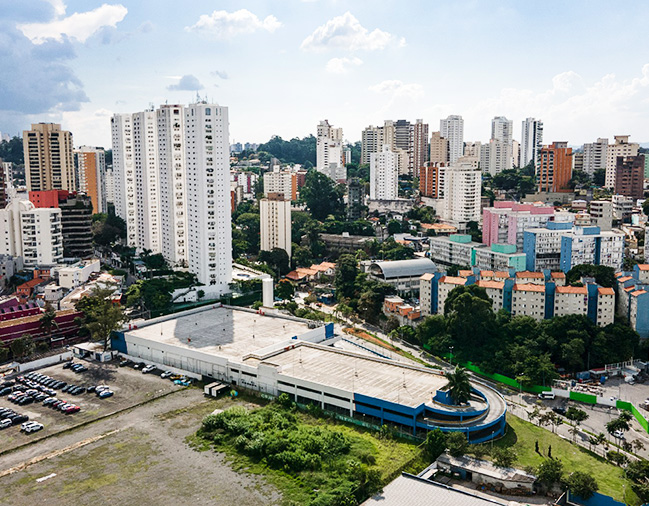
[[538, 142, 572, 193], [23, 123, 75, 192], [605, 135, 639, 189], [74, 146, 107, 214], [370, 145, 399, 200], [440, 115, 464, 164], [520, 118, 543, 169], [260, 193, 292, 259]]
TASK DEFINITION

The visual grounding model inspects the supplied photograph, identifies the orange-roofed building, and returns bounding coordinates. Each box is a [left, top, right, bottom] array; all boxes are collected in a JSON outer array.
[[554, 285, 588, 318], [475, 279, 505, 312], [550, 272, 566, 286], [16, 278, 46, 300], [516, 271, 545, 284], [512, 283, 546, 320], [437, 276, 468, 314]]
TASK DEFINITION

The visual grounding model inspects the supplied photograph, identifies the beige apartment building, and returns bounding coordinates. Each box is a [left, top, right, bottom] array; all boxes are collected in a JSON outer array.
[[23, 123, 75, 192]]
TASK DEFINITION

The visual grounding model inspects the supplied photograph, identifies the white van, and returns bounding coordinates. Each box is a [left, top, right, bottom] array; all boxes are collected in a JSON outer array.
[[537, 392, 556, 400]]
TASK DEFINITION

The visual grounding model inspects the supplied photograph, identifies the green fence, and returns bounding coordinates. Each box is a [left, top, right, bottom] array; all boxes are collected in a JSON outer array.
[[617, 400, 649, 433], [569, 391, 597, 404], [460, 361, 551, 394]]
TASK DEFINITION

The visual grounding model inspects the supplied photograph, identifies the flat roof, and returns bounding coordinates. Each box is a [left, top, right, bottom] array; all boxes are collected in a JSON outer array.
[[247, 344, 493, 415], [125, 306, 316, 361]]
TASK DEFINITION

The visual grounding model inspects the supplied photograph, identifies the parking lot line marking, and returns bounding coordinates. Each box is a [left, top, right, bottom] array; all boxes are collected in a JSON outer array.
[[0, 429, 120, 479], [35, 473, 56, 483]]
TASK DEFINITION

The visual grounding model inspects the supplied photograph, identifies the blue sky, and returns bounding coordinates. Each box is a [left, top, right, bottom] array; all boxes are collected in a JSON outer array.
[[2, 0, 649, 148]]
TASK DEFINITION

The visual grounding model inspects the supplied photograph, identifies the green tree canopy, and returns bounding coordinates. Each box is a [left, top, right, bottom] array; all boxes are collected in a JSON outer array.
[[566, 264, 615, 287], [444, 366, 472, 405], [536, 458, 564, 486], [76, 285, 127, 351], [259, 248, 291, 277], [257, 135, 316, 165], [424, 429, 447, 460], [334, 254, 358, 300], [301, 170, 345, 221], [565, 471, 599, 499]]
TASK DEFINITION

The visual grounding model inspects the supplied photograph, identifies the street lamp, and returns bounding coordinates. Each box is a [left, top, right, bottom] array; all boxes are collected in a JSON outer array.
[[449, 346, 454, 367]]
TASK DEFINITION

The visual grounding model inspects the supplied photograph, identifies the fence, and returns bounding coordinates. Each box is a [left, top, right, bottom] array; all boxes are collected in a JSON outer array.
[[617, 400, 649, 433]]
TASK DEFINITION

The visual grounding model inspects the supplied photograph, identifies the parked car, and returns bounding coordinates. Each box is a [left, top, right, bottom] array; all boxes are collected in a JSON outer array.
[[174, 380, 191, 387], [160, 371, 173, 379], [87, 386, 96, 393], [25, 422, 43, 434], [65, 405, 80, 414], [133, 362, 146, 370], [0, 387, 11, 396], [142, 365, 156, 374], [95, 385, 110, 393], [10, 415, 28, 424], [119, 359, 133, 368], [613, 430, 626, 439], [552, 406, 567, 416], [98, 390, 114, 399], [0, 419, 12, 429], [63, 362, 75, 369]]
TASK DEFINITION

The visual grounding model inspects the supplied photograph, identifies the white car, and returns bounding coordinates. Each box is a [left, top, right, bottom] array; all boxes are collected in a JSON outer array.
[[142, 365, 156, 374], [20, 421, 38, 432], [0, 419, 12, 429], [613, 430, 626, 439], [160, 371, 172, 379], [25, 423, 43, 434], [95, 385, 110, 393]]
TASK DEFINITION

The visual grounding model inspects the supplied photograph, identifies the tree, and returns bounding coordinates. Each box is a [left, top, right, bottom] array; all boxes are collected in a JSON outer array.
[[276, 280, 295, 301], [565, 407, 589, 426], [444, 366, 472, 405], [536, 459, 564, 486], [92, 213, 127, 246], [334, 254, 359, 301], [387, 220, 402, 235], [76, 285, 127, 351], [446, 431, 468, 457], [10, 334, 35, 360], [565, 471, 598, 499], [424, 429, 447, 460], [236, 212, 260, 255], [301, 170, 344, 221], [39, 304, 59, 343], [569, 170, 591, 190], [643, 199, 649, 217], [606, 415, 630, 440], [491, 447, 517, 468], [593, 169, 606, 187], [197, 289, 205, 300], [566, 264, 615, 288], [258, 248, 291, 276]]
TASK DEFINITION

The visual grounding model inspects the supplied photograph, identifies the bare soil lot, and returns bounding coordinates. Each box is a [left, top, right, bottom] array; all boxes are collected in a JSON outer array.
[[0, 359, 179, 454], [0, 383, 280, 506]]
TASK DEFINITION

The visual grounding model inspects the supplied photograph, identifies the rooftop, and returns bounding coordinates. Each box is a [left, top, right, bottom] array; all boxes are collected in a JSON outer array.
[[550, 272, 566, 278], [369, 258, 437, 280], [555, 286, 588, 294], [440, 276, 468, 286], [637, 265, 649, 271], [598, 287, 615, 295], [125, 306, 317, 361], [437, 454, 536, 484], [513, 283, 545, 293], [516, 271, 544, 279], [476, 280, 504, 290]]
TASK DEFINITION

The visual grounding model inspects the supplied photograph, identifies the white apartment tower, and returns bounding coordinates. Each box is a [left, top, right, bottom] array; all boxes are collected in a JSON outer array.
[[370, 145, 399, 200], [316, 120, 345, 181], [440, 115, 464, 164], [112, 102, 232, 297], [0, 197, 63, 266], [157, 105, 188, 266], [583, 138, 608, 176], [605, 135, 639, 189], [111, 113, 137, 247], [520, 118, 543, 169], [483, 116, 513, 175], [185, 103, 232, 295], [260, 193, 292, 259], [133, 110, 161, 253], [442, 162, 481, 226]]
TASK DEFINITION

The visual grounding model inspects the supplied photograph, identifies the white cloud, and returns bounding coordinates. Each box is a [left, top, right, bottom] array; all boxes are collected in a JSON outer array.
[[167, 75, 204, 91], [18, 3, 128, 44], [301, 12, 398, 52], [326, 57, 362, 74], [369, 80, 424, 99], [186, 9, 281, 39]]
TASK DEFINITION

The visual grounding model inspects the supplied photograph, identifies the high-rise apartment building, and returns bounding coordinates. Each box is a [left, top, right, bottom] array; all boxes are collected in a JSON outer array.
[[74, 146, 107, 214], [0, 197, 63, 266], [370, 145, 399, 200], [441, 162, 481, 225], [316, 120, 345, 181], [361, 125, 383, 165], [538, 142, 572, 193], [412, 119, 429, 173], [419, 165, 445, 199], [260, 193, 292, 259], [347, 178, 364, 220], [0, 165, 6, 209], [264, 170, 297, 201], [112, 102, 232, 296], [583, 138, 608, 176], [614, 155, 645, 200], [23, 123, 75, 192], [605, 135, 639, 189], [440, 115, 464, 164], [520, 118, 543, 169], [429, 132, 448, 165], [481, 116, 513, 175], [157, 104, 188, 267]]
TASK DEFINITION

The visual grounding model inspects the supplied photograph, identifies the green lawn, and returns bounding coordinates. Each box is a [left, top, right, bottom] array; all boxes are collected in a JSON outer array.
[[496, 414, 638, 504]]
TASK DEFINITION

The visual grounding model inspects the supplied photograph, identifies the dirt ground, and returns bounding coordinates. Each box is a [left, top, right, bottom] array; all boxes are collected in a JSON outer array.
[[0, 385, 280, 506]]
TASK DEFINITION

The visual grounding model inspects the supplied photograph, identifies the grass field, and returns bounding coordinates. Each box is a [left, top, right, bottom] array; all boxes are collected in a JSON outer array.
[[495, 414, 638, 504], [192, 402, 427, 506]]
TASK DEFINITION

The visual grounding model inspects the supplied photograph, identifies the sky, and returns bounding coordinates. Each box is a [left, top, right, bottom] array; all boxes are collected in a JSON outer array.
[[2, 0, 649, 149]]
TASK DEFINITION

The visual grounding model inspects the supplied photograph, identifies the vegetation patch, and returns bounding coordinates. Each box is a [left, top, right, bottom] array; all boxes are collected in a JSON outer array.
[[193, 398, 425, 505]]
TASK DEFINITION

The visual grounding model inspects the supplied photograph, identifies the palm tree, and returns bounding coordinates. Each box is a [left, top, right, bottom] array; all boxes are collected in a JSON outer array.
[[39, 304, 59, 345], [444, 366, 472, 405]]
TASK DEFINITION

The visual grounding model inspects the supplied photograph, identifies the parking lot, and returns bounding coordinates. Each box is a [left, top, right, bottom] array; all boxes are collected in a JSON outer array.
[[0, 359, 182, 454]]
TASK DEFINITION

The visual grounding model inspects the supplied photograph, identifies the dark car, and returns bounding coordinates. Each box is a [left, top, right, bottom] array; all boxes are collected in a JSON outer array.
[[62, 385, 75, 393], [87, 386, 96, 393], [552, 406, 567, 416], [52, 400, 64, 409], [119, 359, 133, 367], [34, 393, 48, 402], [53, 381, 66, 389], [43, 398, 57, 406], [0, 387, 11, 396], [10, 414, 28, 424], [63, 362, 75, 369], [1, 380, 15, 387], [18, 396, 33, 406], [73, 365, 88, 373]]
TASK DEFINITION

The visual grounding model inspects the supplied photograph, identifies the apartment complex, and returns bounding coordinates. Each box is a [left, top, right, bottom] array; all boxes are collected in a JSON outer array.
[[480, 116, 513, 175], [23, 123, 75, 192], [264, 170, 297, 201], [420, 269, 614, 326], [419, 164, 445, 199], [362, 119, 429, 175], [538, 142, 572, 193], [520, 118, 543, 169], [440, 115, 464, 163], [605, 135, 639, 189], [316, 120, 345, 181], [429, 131, 448, 165], [260, 193, 292, 259], [429, 234, 526, 272], [482, 202, 557, 249], [74, 146, 107, 213], [112, 102, 232, 296], [616, 265, 649, 337], [614, 155, 645, 200], [441, 162, 481, 225], [0, 197, 63, 266], [369, 145, 399, 200], [583, 138, 608, 176]]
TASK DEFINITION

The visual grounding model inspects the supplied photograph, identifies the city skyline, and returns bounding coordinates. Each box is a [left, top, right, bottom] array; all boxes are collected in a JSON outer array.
[[3, 1, 649, 148]]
